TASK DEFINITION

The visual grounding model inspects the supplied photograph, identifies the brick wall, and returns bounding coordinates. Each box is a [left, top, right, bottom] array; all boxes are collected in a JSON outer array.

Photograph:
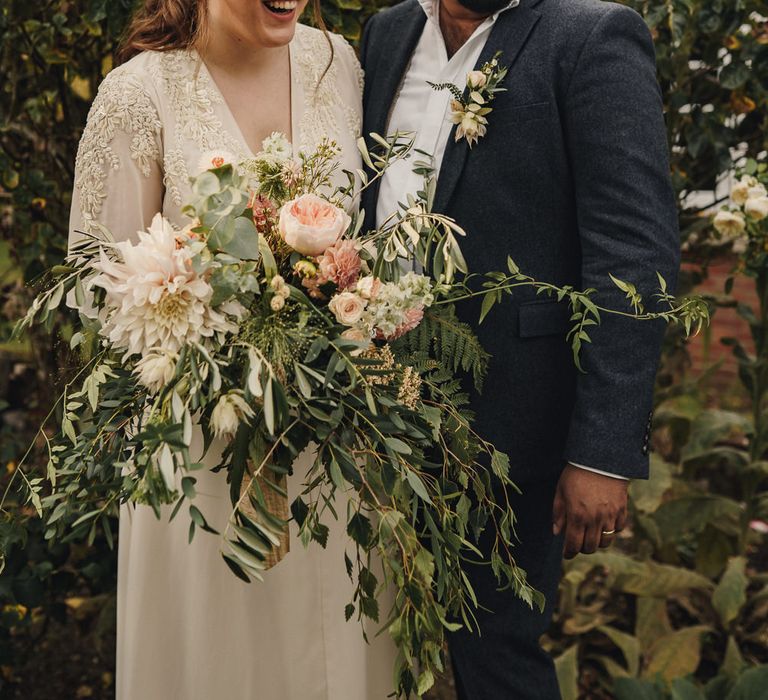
[[684, 259, 758, 382]]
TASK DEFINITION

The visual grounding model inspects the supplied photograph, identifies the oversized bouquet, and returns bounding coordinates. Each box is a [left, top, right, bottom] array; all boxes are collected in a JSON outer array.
[[14, 132, 707, 697]]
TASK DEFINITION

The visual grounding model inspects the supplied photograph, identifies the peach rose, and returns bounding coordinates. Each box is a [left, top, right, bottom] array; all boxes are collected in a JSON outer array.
[[328, 292, 366, 326], [278, 194, 351, 256]]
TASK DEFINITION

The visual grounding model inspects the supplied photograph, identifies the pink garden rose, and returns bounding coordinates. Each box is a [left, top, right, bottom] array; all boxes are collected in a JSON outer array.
[[278, 194, 351, 256]]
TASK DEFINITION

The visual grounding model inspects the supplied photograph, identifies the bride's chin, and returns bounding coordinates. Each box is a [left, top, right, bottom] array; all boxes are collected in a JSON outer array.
[[257, 0, 304, 33]]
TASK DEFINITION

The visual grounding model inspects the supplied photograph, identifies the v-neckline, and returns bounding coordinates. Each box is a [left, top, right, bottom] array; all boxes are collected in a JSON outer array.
[[193, 42, 300, 159]]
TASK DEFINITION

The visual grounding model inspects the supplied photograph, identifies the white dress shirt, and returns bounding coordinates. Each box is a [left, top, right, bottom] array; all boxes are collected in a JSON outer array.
[[376, 0, 628, 481]]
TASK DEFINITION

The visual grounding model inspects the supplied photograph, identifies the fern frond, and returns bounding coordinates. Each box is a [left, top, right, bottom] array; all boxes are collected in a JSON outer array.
[[393, 306, 490, 391]]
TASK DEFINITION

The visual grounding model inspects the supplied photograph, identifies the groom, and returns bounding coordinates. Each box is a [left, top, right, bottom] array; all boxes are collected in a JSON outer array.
[[360, 0, 679, 697]]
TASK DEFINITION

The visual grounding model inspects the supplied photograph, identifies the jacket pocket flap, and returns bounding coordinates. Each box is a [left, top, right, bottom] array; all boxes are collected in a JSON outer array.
[[493, 100, 550, 122], [518, 300, 570, 338]]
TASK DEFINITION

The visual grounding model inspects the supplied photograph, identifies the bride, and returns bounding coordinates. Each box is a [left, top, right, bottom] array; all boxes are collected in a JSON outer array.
[[69, 1, 397, 698]]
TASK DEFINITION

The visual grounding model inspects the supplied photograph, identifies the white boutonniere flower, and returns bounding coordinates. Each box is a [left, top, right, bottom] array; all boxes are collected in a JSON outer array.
[[429, 52, 510, 148]]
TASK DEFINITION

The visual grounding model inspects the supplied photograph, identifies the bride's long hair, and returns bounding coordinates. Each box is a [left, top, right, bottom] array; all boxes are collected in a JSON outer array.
[[117, 0, 331, 64]]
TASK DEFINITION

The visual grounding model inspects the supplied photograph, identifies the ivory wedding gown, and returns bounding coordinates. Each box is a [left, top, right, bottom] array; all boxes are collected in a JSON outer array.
[[69, 26, 397, 700]]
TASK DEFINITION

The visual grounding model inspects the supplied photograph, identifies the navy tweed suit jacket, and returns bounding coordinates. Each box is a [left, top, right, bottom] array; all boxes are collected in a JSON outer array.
[[360, 0, 681, 481]]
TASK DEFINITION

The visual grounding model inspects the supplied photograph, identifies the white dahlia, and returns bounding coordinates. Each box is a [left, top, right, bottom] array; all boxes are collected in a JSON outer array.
[[91, 214, 240, 358], [210, 392, 255, 440], [134, 350, 178, 394]]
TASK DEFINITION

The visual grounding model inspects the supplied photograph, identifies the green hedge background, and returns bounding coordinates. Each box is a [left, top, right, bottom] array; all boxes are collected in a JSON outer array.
[[0, 1, 766, 698]]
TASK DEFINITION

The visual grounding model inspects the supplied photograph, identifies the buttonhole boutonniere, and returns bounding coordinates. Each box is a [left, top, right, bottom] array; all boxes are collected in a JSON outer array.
[[428, 51, 509, 148]]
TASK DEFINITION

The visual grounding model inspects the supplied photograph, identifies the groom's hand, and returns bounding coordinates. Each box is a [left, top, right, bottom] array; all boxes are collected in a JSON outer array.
[[552, 464, 629, 559]]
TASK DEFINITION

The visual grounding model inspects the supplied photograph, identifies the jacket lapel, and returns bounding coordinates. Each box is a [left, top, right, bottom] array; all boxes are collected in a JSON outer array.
[[433, 2, 542, 213], [366, 2, 427, 139]]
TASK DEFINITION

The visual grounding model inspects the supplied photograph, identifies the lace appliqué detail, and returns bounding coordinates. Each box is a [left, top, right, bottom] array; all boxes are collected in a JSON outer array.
[[74, 67, 162, 227], [152, 52, 246, 154], [293, 27, 362, 153], [163, 148, 187, 207]]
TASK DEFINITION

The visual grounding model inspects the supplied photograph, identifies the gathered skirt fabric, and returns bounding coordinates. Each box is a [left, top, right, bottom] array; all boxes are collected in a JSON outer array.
[[116, 438, 397, 700]]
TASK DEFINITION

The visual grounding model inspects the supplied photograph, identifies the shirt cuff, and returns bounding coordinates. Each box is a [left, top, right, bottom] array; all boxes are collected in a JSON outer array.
[[569, 462, 630, 481]]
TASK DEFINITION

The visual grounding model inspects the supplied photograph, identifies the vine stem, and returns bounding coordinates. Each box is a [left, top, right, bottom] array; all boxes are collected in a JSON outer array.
[[435, 280, 704, 322]]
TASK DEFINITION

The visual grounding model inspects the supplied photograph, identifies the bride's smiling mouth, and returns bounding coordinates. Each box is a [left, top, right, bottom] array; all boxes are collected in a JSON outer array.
[[262, 0, 299, 18]]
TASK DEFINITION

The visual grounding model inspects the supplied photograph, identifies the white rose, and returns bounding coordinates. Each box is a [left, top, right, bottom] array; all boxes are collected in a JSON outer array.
[[732, 176, 757, 205], [713, 210, 746, 238], [270, 295, 286, 312], [134, 351, 177, 394], [748, 183, 768, 200], [278, 194, 351, 256], [328, 292, 367, 326], [210, 392, 255, 440], [467, 70, 487, 89], [745, 196, 768, 222], [732, 236, 749, 255]]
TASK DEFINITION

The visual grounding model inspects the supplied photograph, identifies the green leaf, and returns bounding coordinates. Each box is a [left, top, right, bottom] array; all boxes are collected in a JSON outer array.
[[598, 625, 641, 677], [221, 216, 260, 260], [195, 171, 221, 197], [721, 636, 746, 680], [591, 551, 713, 597], [329, 457, 344, 489], [630, 455, 673, 513], [555, 645, 579, 700], [384, 437, 412, 455], [653, 495, 742, 544], [479, 291, 496, 323], [712, 557, 748, 628], [406, 471, 430, 501], [347, 513, 373, 547], [294, 363, 312, 399], [671, 678, 706, 700], [614, 678, 663, 700], [416, 668, 435, 696], [719, 63, 750, 90], [643, 626, 709, 682], [636, 597, 673, 652], [490, 449, 510, 480], [263, 379, 275, 435], [725, 666, 768, 700], [610, 274, 631, 293]]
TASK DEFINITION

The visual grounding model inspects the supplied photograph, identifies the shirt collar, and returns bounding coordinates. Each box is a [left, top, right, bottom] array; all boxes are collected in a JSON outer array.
[[418, 0, 518, 26]]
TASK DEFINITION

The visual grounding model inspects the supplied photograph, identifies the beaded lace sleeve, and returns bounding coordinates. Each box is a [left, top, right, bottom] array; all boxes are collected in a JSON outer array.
[[69, 65, 164, 247]]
